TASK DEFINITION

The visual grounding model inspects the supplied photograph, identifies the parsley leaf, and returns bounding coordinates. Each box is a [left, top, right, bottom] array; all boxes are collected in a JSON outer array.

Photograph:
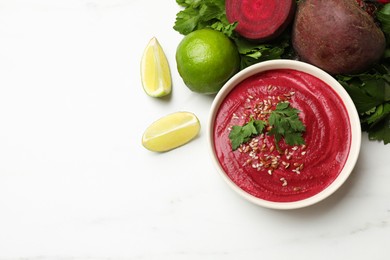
[[368, 113, 390, 144], [268, 102, 306, 150], [234, 35, 291, 69], [173, 0, 226, 35], [336, 64, 390, 144], [228, 118, 266, 150], [366, 103, 390, 126], [377, 3, 390, 40]]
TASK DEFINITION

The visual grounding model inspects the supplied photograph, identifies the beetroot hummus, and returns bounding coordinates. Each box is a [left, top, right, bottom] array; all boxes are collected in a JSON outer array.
[[213, 69, 352, 202]]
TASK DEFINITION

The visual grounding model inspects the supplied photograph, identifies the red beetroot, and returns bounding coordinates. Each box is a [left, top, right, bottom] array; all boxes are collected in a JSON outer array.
[[292, 0, 386, 75], [226, 0, 296, 42]]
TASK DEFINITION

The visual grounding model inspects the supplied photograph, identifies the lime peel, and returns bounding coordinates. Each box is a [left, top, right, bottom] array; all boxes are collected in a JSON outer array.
[[141, 37, 172, 97], [175, 29, 240, 94], [142, 111, 201, 152]]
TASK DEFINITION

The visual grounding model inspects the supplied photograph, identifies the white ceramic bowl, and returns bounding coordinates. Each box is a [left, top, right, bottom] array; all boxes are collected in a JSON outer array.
[[208, 59, 361, 210]]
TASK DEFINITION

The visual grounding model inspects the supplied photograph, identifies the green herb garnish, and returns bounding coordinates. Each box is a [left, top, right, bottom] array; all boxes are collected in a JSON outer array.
[[173, 0, 228, 36], [268, 102, 306, 151], [229, 118, 266, 150], [228, 102, 306, 151]]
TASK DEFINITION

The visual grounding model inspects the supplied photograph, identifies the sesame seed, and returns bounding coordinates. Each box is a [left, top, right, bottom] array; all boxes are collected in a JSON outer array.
[[280, 178, 288, 186], [243, 159, 252, 166], [292, 168, 301, 174]]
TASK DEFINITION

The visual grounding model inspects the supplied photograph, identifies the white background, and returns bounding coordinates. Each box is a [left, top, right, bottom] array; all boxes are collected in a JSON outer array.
[[0, 1, 390, 259]]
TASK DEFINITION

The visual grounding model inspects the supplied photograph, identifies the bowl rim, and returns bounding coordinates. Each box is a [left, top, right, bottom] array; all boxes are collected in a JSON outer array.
[[207, 59, 362, 210]]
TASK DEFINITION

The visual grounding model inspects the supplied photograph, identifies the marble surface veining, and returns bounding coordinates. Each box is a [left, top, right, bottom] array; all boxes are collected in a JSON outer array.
[[0, 0, 390, 259]]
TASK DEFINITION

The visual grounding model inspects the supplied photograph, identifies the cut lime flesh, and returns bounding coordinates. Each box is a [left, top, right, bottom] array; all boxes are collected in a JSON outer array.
[[140, 37, 172, 97], [142, 112, 200, 152]]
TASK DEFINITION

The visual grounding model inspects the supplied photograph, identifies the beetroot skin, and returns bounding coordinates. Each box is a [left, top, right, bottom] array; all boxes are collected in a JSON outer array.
[[292, 0, 386, 75], [226, 0, 296, 42]]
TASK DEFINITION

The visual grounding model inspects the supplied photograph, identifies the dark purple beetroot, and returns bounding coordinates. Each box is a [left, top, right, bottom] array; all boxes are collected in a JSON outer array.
[[292, 0, 386, 75], [226, 0, 296, 42]]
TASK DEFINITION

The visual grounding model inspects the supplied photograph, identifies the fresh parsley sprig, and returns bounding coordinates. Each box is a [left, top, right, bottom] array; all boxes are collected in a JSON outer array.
[[174, 0, 228, 35], [268, 102, 306, 151], [229, 118, 266, 150], [228, 102, 306, 151]]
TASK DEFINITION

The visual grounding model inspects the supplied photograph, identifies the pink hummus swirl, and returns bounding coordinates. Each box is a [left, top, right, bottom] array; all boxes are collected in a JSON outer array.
[[213, 69, 352, 202]]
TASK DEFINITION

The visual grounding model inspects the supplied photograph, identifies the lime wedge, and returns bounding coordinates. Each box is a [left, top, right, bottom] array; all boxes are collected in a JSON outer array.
[[140, 37, 172, 97], [142, 112, 201, 152]]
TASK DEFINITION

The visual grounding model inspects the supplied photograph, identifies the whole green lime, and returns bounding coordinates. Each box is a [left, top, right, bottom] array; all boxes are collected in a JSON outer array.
[[176, 29, 241, 94]]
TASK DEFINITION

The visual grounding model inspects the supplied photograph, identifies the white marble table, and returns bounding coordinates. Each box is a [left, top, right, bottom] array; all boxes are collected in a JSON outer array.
[[0, 1, 389, 259]]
